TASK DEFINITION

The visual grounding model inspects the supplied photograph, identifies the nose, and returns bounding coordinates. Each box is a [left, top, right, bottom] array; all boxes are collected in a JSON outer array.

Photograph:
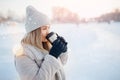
[[46, 32, 49, 36], [46, 30, 49, 37], [47, 27, 50, 34]]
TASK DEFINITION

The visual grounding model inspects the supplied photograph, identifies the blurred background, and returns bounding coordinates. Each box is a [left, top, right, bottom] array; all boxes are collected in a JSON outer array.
[[0, 0, 120, 80]]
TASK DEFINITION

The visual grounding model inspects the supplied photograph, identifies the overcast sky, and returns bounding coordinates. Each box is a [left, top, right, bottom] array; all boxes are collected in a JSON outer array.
[[0, 0, 120, 18]]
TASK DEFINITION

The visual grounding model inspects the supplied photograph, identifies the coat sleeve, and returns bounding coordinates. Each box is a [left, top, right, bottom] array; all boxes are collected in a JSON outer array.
[[59, 49, 70, 66], [15, 54, 62, 80]]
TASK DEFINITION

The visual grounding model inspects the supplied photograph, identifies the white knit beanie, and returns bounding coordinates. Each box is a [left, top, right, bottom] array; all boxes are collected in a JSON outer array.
[[25, 5, 50, 33]]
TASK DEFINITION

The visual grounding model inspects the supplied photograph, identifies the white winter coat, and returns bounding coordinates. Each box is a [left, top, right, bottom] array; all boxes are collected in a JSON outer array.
[[14, 44, 68, 80]]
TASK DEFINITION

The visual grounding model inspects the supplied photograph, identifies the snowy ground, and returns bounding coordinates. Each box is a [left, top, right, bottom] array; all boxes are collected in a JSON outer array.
[[0, 22, 120, 80]]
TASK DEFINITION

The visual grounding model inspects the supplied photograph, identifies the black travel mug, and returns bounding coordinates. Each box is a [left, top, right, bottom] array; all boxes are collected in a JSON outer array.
[[46, 32, 58, 44]]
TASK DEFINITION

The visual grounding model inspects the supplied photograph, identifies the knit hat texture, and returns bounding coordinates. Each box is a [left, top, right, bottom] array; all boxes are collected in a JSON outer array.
[[25, 5, 50, 33]]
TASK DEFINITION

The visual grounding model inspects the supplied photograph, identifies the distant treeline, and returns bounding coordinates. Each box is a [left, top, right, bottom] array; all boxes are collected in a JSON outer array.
[[52, 7, 120, 24], [95, 9, 120, 23], [0, 10, 25, 23], [0, 8, 120, 24]]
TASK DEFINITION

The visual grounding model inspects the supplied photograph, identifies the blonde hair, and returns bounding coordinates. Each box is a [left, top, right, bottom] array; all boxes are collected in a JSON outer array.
[[21, 27, 51, 52]]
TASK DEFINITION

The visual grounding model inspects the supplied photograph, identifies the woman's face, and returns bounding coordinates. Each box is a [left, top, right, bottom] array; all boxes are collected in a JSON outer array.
[[41, 25, 50, 42]]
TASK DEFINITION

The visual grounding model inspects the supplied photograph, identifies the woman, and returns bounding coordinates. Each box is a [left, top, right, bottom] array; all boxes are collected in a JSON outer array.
[[14, 5, 69, 80]]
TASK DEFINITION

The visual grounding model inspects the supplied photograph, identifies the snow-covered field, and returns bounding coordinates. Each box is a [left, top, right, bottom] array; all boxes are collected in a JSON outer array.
[[0, 23, 120, 80]]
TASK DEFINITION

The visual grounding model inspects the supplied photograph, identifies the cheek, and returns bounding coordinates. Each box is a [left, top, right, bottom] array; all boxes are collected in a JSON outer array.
[[43, 32, 47, 37], [41, 31, 47, 40]]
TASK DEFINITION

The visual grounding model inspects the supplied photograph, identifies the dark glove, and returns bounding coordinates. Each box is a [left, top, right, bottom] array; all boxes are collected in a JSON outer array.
[[49, 36, 68, 58], [59, 36, 67, 52]]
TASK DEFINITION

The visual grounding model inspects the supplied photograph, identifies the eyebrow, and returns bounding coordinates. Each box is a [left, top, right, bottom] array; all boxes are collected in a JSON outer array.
[[43, 26, 50, 28]]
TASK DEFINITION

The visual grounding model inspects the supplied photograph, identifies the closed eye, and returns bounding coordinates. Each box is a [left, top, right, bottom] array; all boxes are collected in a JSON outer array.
[[42, 26, 50, 30]]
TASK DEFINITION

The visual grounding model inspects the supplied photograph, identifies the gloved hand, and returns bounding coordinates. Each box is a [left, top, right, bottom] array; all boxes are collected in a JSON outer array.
[[59, 36, 67, 52], [49, 36, 68, 58]]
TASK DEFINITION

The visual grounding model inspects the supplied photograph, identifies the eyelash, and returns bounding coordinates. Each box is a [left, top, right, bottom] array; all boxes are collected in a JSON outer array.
[[42, 27, 50, 30], [43, 28, 46, 30]]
